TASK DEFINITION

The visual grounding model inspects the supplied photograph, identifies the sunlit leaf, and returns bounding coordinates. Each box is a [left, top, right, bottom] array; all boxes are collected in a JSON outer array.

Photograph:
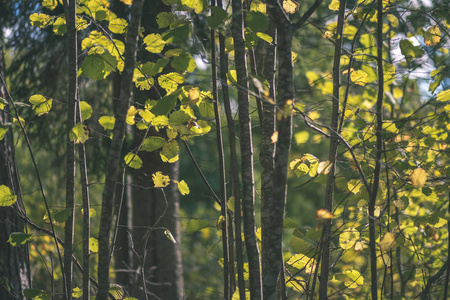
[[30, 13, 51, 28], [410, 168, 427, 188], [72, 287, 82, 298], [181, 0, 205, 13], [286, 254, 316, 273], [158, 72, 184, 94], [436, 89, 450, 102], [164, 229, 177, 243], [24, 288, 51, 300], [379, 232, 396, 252], [124, 153, 143, 169], [109, 18, 127, 34], [317, 161, 331, 175], [153, 171, 171, 187], [120, 0, 133, 4], [344, 269, 364, 288], [99, 116, 116, 130], [7, 232, 32, 246], [69, 123, 89, 144], [52, 17, 66, 35], [329, 0, 340, 11], [271, 131, 279, 143], [423, 25, 441, 46], [347, 179, 363, 194], [283, 0, 300, 14], [29, 95, 52, 116], [350, 70, 369, 86], [160, 140, 179, 163], [79, 101, 93, 120], [175, 180, 190, 195], [0, 185, 16, 207], [339, 228, 359, 250], [144, 33, 166, 53], [42, 0, 58, 10], [109, 284, 124, 300], [89, 237, 98, 253], [316, 209, 334, 219]]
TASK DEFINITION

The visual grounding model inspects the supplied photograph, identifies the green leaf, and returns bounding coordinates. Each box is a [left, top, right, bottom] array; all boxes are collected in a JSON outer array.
[[0, 185, 17, 206], [99, 116, 116, 130], [245, 12, 269, 32], [181, 0, 206, 13], [162, 24, 190, 44], [157, 12, 175, 29], [197, 98, 215, 118], [69, 123, 89, 144], [79, 101, 93, 120], [383, 62, 396, 85], [207, 7, 228, 29], [339, 228, 359, 250], [170, 53, 196, 73], [53, 208, 73, 223], [290, 236, 314, 254], [399, 39, 424, 62], [29, 95, 52, 116], [109, 18, 127, 34], [342, 269, 364, 288], [160, 140, 179, 163], [347, 179, 363, 194], [185, 219, 210, 233], [158, 72, 184, 94], [7, 232, 32, 246], [72, 287, 83, 298], [124, 153, 143, 169], [169, 111, 191, 126], [141, 136, 166, 152], [89, 237, 98, 253], [52, 17, 67, 35], [429, 74, 442, 93], [81, 54, 116, 80], [152, 93, 178, 116], [283, 217, 299, 229], [144, 33, 166, 53], [436, 89, 450, 102], [23, 288, 51, 300], [152, 171, 171, 187]]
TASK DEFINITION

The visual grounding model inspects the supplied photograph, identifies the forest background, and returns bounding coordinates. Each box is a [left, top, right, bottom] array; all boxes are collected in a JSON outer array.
[[0, 0, 449, 299]]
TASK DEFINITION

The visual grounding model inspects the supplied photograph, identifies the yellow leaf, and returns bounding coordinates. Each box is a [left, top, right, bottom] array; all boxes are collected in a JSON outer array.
[[379, 232, 396, 252], [316, 209, 334, 220], [424, 25, 441, 46], [328, 0, 340, 11], [153, 172, 171, 188], [317, 161, 332, 175], [283, 0, 300, 14], [120, 0, 132, 4], [175, 180, 190, 195], [410, 168, 427, 188], [350, 70, 369, 86], [271, 131, 279, 144]]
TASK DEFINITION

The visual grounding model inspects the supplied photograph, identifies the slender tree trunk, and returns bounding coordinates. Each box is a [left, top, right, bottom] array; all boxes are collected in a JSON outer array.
[[97, 0, 144, 298], [0, 46, 30, 300], [318, 1, 346, 299], [218, 2, 245, 294], [63, 0, 77, 298], [369, 1, 385, 299], [231, 0, 262, 298]]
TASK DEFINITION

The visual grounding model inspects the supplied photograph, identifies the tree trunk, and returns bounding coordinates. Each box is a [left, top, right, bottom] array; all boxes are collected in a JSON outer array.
[[0, 45, 30, 300]]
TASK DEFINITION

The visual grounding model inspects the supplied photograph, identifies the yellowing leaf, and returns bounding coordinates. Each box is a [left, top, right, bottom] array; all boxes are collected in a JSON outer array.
[[339, 228, 359, 250], [294, 131, 309, 144], [30, 13, 51, 28], [175, 180, 190, 195], [316, 209, 334, 219], [99, 116, 115, 130], [283, 0, 300, 14], [0, 185, 17, 207], [423, 25, 441, 46], [79, 101, 93, 120], [181, 0, 205, 14], [329, 0, 340, 11], [185, 219, 210, 233], [124, 153, 143, 169], [286, 254, 316, 274], [29, 94, 52, 116], [350, 70, 369, 86], [69, 123, 89, 144], [144, 33, 166, 53], [158, 72, 184, 94], [379, 232, 396, 252], [42, 0, 58, 10], [109, 18, 127, 34], [72, 287, 83, 298], [153, 171, 171, 187], [89, 237, 98, 253], [120, 0, 133, 4], [436, 89, 450, 102], [271, 131, 279, 143], [410, 168, 427, 188], [347, 179, 363, 194], [160, 140, 179, 163]]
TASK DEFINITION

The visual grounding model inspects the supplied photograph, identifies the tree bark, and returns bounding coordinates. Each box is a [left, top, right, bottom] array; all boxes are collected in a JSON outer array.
[[0, 46, 30, 300], [318, 1, 346, 299], [97, 0, 144, 298], [231, 0, 262, 298]]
